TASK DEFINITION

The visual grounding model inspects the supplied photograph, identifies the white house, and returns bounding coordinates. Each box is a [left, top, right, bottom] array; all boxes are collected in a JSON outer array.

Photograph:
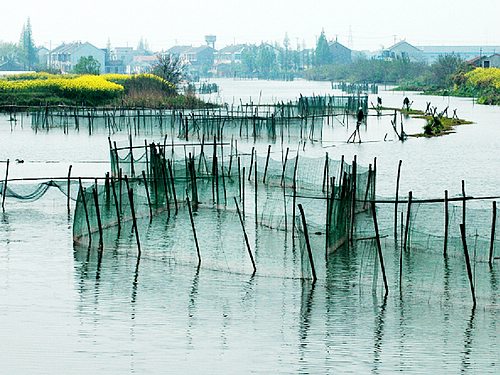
[[49, 42, 106, 73], [380, 41, 424, 62]]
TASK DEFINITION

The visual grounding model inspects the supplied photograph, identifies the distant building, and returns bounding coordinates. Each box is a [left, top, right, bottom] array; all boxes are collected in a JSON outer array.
[[37, 47, 49, 68], [49, 42, 105, 73], [380, 41, 423, 62], [0, 60, 25, 72], [129, 55, 158, 74], [418, 45, 500, 63], [468, 53, 500, 68], [216, 44, 246, 65], [330, 40, 351, 64]]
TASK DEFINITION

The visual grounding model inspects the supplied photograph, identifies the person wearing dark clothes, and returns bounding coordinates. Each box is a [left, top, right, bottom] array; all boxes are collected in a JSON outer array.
[[357, 107, 364, 124]]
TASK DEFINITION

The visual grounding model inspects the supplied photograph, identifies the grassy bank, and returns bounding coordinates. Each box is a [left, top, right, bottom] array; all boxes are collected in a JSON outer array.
[[0, 72, 211, 109], [398, 68, 500, 105]]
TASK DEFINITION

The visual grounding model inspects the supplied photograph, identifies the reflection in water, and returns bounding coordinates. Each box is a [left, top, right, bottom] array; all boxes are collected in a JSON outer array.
[[461, 307, 476, 374], [372, 294, 387, 375]]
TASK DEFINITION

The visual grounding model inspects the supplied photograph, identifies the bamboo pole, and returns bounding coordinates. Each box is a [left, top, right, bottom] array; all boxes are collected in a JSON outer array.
[[394, 160, 402, 239], [186, 194, 201, 267], [404, 191, 413, 251], [460, 223, 476, 307], [490, 201, 496, 266], [371, 201, 389, 297], [167, 160, 178, 214], [234, 197, 256, 274], [110, 176, 121, 233], [444, 190, 449, 257], [128, 185, 141, 256], [78, 178, 92, 246], [92, 183, 103, 250], [142, 170, 153, 221], [2, 159, 9, 211], [67, 164, 72, 213], [263, 145, 271, 184], [298, 204, 317, 282]]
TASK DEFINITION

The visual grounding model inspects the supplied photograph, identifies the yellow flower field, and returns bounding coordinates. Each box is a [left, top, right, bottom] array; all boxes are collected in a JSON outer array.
[[465, 68, 500, 89], [0, 73, 175, 104]]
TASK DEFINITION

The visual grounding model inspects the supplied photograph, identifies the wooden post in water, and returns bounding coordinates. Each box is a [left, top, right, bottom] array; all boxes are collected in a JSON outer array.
[[350, 156, 357, 243], [263, 145, 271, 184], [460, 223, 476, 308], [2, 159, 9, 211], [444, 190, 449, 257], [248, 147, 255, 181], [280, 147, 289, 187], [110, 176, 121, 233], [92, 183, 103, 250], [186, 194, 201, 267], [394, 160, 402, 239], [404, 191, 413, 251], [242, 167, 246, 218], [490, 201, 496, 266], [67, 164, 72, 213], [322, 152, 329, 193], [129, 133, 135, 177], [254, 158, 258, 225], [234, 197, 256, 274], [127, 186, 141, 256], [371, 202, 389, 297], [79, 178, 92, 246], [462, 179, 466, 228], [167, 160, 178, 214], [298, 204, 317, 282], [142, 170, 153, 221]]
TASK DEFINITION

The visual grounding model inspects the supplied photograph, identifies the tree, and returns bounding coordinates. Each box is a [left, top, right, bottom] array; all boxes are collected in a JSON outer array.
[[0, 42, 20, 64], [428, 54, 465, 88], [151, 54, 185, 86], [19, 18, 37, 69], [256, 44, 276, 75], [73, 56, 101, 75], [314, 30, 331, 66]]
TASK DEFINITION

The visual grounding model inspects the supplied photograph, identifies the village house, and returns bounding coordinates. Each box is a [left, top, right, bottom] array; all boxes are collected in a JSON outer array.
[[418, 45, 500, 63], [467, 53, 500, 69], [380, 41, 424, 62], [215, 44, 246, 65], [49, 42, 105, 73], [330, 40, 351, 64]]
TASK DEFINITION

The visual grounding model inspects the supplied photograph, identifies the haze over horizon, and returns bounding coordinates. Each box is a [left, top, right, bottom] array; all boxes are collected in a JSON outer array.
[[1, 0, 499, 51]]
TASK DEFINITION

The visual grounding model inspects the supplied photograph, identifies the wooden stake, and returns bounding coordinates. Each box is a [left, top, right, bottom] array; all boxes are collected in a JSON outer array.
[[67, 164, 72, 213], [2, 159, 9, 210], [92, 183, 103, 250], [394, 160, 402, 239], [263, 144, 271, 184], [371, 201, 389, 297], [298, 204, 317, 282], [186, 194, 201, 267], [490, 201, 496, 266], [128, 186, 141, 256], [404, 191, 413, 251], [78, 178, 92, 246], [460, 223, 476, 307], [110, 176, 121, 233], [234, 197, 256, 274], [444, 190, 449, 257], [142, 170, 153, 221]]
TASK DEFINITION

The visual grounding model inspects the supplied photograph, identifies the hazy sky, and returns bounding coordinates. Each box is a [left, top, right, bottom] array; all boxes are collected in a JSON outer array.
[[1, 0, 499, 51]]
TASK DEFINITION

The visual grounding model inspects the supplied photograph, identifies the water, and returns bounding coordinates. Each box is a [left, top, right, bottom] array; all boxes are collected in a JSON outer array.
[[0, 79, 498, 373]]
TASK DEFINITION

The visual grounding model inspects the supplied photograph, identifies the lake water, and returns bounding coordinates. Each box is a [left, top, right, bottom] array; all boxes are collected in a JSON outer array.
[[0, 78, 498, 374]]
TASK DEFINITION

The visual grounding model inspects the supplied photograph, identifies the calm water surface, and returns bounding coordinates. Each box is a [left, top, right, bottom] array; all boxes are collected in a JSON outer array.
[[0, 79, 498, 374]]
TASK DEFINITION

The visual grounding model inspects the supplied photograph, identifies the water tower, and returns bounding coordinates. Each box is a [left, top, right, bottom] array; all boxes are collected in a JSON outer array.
[[205, 35, 216, 49]]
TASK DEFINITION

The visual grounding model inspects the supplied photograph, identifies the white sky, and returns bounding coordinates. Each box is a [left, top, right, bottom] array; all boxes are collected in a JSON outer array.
[[1, 0, 499, 51]]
